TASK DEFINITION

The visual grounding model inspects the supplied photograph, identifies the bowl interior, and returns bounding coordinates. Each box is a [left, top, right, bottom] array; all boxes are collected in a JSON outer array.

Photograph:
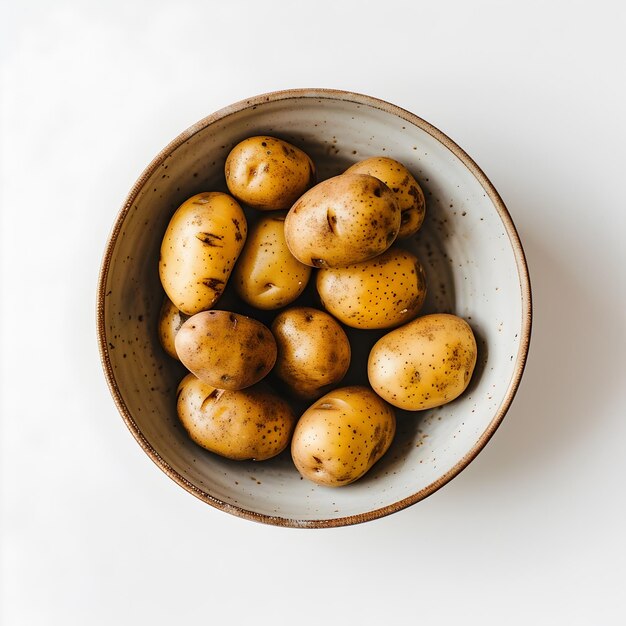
[[99, 92, 528, 526]]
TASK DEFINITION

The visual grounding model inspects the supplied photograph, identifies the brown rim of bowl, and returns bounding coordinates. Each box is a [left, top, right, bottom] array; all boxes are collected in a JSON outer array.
[[97, 88, 532, 529]]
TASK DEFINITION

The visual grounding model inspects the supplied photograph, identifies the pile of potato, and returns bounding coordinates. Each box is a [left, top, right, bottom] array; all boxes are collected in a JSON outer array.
[[157, 136, 477, 487]]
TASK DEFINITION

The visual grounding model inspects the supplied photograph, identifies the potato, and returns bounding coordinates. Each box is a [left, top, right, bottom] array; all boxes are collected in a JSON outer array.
[[368, 313, 477, 411], [232, 213, 311, 310], [174, 311, 277, 390], [159, 192, 247, 315], [284, 173, 400, 268], [291, 386, 396, 487], [177, 373, 296, 461], [316, 247, 427, 329], [272, 307, 351, 400], [157, 296, 189, 360], [225, 136, 315, 211], [345, 157, 425, 239]]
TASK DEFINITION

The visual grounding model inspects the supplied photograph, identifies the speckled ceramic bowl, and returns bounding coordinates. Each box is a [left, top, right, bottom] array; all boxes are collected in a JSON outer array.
[[97, 89, 531, 527]]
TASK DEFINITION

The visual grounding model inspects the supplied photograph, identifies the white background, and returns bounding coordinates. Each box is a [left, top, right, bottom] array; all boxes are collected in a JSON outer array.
[[1, 1, 625, 624]]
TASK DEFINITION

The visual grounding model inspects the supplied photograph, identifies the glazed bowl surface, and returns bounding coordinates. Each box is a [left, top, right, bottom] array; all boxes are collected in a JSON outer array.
[[97, 89, 531, 527]]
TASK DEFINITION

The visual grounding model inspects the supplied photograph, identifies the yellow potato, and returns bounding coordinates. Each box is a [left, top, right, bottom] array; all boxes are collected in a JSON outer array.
[[316, 247, 427, 329], [159, 192, 247, 315], [232, 213, 311, 310], [225, 136, 315, 211], [177, 373, 296, 461], [284, 173, 400, 268], [271, 307, 351, 400], [291, 386, 396, 487], [175, 311, 277, 390], [157, 296, 189, 360], [345, 157, 425, 239], [368, 313, 477, 410]]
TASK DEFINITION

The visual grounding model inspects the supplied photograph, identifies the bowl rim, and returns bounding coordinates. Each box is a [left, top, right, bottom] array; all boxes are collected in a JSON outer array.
[[96, 87, 532, 528]]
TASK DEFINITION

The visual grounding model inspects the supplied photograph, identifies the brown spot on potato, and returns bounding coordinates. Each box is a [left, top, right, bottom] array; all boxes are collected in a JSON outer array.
[[195, 232, 223, 247], [326, 209, 337, 234], [232, 218, 243, 241], [407, 185, 423, 208], [202, 277, 225, 292], [200, 388, 224, 410]]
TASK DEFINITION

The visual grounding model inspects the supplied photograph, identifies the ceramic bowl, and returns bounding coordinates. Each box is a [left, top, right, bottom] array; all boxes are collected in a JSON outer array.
[[97, 89, 531, 527]]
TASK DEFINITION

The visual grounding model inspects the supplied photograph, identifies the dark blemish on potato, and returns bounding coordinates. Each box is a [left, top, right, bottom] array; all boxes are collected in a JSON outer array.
[[229, 313, 238, 328], [232, 218, 243, 241], [335, 475, 352, 483], [201, 389, 224, 410], [255, 362, 266, 373], [305, 313, 314, 322], [311, 258, 326, 268], [326, 210, 337, 234], [368, 436, 386, 463], [108, 342, 115, 349], [313, 456, 322, 464], [196, 232, 224, 246], [202, 277, 225, 292], [408, 185, 420, 200], [221, 374, 231, 382], [373, 186, 382, 198]]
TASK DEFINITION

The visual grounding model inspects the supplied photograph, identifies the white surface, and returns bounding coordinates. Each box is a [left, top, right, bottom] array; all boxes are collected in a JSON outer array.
[[1, 0, 624, 624]]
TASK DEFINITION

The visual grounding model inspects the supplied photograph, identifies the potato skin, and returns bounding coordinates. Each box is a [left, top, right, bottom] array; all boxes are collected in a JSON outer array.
[[271, 307, 351, 400], [159, 192, 247, 315], [174, 311, 277, 390], [345, 157, 425, 239], [368, 313, 477, 411], [316, 247, 427, 329], [225, 136, 315, 211], [291, 386, 396, 487], [177, 373, 296, 461], [232, 213, 311, 310], [157, 296, 189, 360], [284, 173, 400, 268]]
